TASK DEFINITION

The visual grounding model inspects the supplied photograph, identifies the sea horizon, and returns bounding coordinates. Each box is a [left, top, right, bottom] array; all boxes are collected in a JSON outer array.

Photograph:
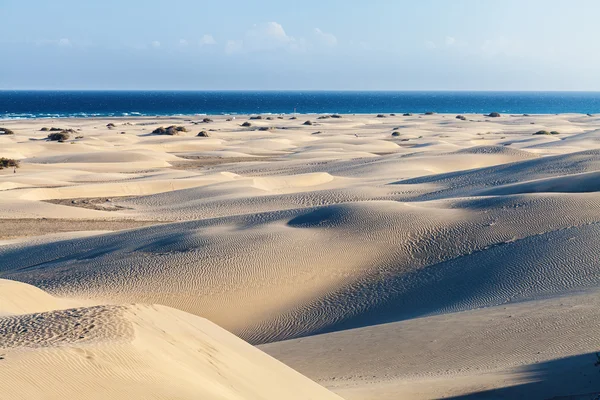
[[2, 90, 600, 119]]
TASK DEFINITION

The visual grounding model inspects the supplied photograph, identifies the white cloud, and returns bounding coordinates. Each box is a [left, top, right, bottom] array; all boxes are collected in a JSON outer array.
[[225, 39, 243, 54], [35, 38, 72, 47], [445, 36, 456, 46], [425, 40, 437, 49], [178, 39, 188, 47], [200, 34, 216, 46], [151, 40, 161, 48], [226, 22, 306, 54], [314, 28, 337, 47]]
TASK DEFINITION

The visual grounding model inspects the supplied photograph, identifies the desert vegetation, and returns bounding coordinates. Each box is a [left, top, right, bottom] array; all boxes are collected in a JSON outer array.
[[0, 157, 19, 169], [456, 115, 467, 121], [303, 120, 313, 126], [487, 112, 501, 117], [0, 127, 15, 135], [196, 131, 210, 137], [533, 130, 560, 135], [152, 126, 188, 135], [47, 132, 70, 142], [241, 121, 252, 127]]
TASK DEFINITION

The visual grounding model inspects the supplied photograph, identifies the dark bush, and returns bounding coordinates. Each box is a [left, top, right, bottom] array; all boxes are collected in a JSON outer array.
[[241, 121, 252, 127], [290, 116, 297, 120], [0, 157, 20, 169], [550, 131, 560, 135], [487, 112, 501, 117], [390, 113, 396, 116], [403, 113, 413, 116], [266, 117, 274, 120], [258, 126, 273, 131], [49, 127, 64, 131], [202, 118, 213, 123], [303, 120, 313, 125], [197, 131, 210, 137], [331, 114, 342, 118], [47, 132, 70, 141], [424, 112, 435, 115], [0, 127, 14, 135], [249, 116, 263, 120], [456, 115, 467, 121], [40, 127, 49, 131], [106, 123, 116, 129], [376, 114, 386, 118], [391, 132, 400, 137], [317, 115, 330, 119], [311, 131, 322, 135], [533, 130, 551, 135], [152, 126, 186, 135]]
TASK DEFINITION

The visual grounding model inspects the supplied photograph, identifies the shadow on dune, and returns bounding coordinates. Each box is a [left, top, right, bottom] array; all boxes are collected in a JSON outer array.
[[442, 352, 600, 400]]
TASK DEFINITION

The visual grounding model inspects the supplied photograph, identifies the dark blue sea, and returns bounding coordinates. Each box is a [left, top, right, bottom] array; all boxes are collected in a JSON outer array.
[[2, 91, 600, 119]]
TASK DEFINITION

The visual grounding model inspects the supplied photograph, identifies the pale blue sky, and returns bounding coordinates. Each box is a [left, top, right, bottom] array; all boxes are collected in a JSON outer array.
[[1, 0, 599, 90]]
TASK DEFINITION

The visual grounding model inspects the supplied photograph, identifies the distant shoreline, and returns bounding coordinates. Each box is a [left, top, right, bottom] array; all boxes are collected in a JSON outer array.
[[1, 112, 596, 121]]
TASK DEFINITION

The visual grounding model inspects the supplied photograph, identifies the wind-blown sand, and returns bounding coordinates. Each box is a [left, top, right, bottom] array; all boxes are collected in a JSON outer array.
[[2, 113, 600, 399]]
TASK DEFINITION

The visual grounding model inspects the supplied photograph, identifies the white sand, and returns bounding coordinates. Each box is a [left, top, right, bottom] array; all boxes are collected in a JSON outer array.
[[2, 113, 600, 398]]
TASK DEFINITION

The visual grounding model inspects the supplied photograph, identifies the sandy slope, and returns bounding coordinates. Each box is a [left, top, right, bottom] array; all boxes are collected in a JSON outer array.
[[0, 280, 341, 400], [2, 113, 600, 398]]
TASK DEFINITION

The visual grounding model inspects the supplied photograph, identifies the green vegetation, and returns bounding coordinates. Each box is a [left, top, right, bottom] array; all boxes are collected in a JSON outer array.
[[0, 158, 19, 169]]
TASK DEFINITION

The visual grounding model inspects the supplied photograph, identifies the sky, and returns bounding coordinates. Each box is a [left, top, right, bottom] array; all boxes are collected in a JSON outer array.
[[1, 0, 600, 90]]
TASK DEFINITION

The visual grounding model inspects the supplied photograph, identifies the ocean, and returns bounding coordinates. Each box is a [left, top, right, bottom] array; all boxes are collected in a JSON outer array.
[[2, 91, 600, 119]]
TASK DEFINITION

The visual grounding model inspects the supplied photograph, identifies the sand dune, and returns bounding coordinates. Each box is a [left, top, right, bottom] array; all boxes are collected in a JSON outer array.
[[2, 114, 600, 399], [0, 280, 341, 400]]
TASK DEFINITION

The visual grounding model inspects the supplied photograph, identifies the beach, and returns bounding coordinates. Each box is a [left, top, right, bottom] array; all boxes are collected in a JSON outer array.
[[2, 112, 600, 399]]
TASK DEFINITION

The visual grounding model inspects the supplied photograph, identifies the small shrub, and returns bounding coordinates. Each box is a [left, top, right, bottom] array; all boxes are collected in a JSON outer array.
[[290, 116, 297, 120], [403, 113, 413, 116], [312, 131, 322, 135], [331, 114, 342, 118], [424, 112, 435, 115], [197, 131, 210, 137], [587, 113, 594, 117], [152, 127, 167, 135], [241, 121, 252, 127], [47, 132, 70, 141], [202, 118, 213, 123], [390, 113, 396, 116], [258, 126, 273, 131], [0, 127, 14, 135], [226, 118, 233, 121], [277, 116, 284, 119], [550, 131, 560, 135], [523, 114, 531, 117], [317, 115, 330, 120], [376, 114, 386, 118], [456, 115, 467, 121], [249, 116, 263, 120], [0, 158, 20, 169], [391, 132, 400, 137], [533, 130, 551, 135], [49, 127, 64, 131], [106, 123, 116, 129], [75, 135, 84, 139], [40, 127, 49, 131], [487, 112, 501, 117], [303, 120, 313, 125], [266, 117, 274, 120]]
